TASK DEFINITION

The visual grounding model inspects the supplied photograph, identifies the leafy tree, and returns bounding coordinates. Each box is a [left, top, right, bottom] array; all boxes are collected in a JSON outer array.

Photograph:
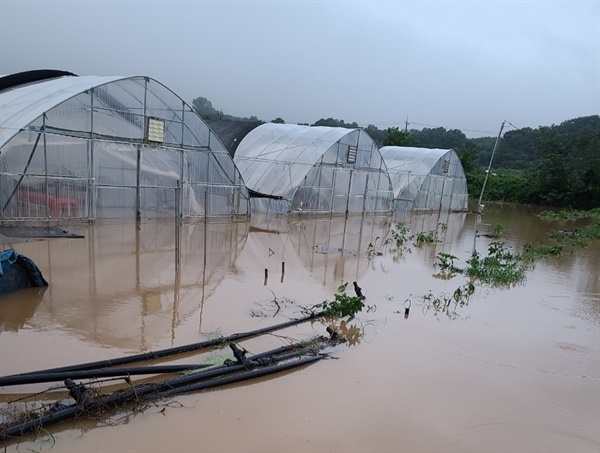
[[383, 127, 418, 147], [528, 122, 600, 209], [468, 136, 496, 166], [192, 96, 265, 123], [494, 127, 540, 169], [455, 143, 479, 175], [578, 133, 600, 209], [271, 117, 285, 124], [411, 127, 467, 149], [312, 118, 358, 128], [192, 96, 222, 120], [365, 124, 386, 146]]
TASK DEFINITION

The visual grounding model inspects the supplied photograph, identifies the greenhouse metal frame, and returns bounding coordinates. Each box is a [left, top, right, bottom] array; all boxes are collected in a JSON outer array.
[[380, 146, 469, 212], [234, 123, 394, 216], [0, 73, 250, 221]]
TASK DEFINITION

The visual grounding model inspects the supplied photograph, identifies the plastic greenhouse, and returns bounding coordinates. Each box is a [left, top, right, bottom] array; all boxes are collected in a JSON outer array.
[[0, 71, 249, 221], [379, 146, 469, 212], [233, 123, 394, 215]]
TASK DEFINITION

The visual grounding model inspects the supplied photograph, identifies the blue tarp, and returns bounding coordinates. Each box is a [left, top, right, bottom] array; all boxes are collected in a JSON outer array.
[[0, 249, 48, 295]]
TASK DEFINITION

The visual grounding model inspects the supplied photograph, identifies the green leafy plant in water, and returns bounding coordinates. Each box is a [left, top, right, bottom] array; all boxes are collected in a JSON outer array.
[[551, 217, 600, 247], [433, 252, 462, 277], [522, 242, 564, 261], [538, 209, 594, 221], [385, 222, 411, 250], [314, 282, 365, 318], [493, 223, 505, 236], [464, 241, 529, 287], [413, 229, 438, 247], [517, 209, 600, 258], [452, 282, 475, 304], [417, 282, 475, 318]]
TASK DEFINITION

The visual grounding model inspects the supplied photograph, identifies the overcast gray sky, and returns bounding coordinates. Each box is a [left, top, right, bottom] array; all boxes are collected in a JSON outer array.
[[1, 0, 598, 137]]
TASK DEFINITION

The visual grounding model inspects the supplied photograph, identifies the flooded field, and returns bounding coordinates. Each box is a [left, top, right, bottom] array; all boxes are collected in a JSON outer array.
[[1, 203, 598, 452]]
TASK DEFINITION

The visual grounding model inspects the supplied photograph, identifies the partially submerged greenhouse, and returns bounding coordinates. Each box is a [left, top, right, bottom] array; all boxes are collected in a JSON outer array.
[[233, 123, 394, 215], [0, 70, 250, 221], [379, 146, 469, 212]]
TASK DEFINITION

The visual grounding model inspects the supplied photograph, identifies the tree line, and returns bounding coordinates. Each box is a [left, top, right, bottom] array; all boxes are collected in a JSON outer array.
[[192, 96, 599, 210]]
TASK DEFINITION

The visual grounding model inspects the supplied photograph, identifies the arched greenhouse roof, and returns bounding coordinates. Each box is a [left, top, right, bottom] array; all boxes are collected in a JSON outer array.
[[1, 75, 124, 149], [0, 73, 227, 153], [234, 123, 374, 198], [380, 146, 468, 211], [0, 72, 249, 220]]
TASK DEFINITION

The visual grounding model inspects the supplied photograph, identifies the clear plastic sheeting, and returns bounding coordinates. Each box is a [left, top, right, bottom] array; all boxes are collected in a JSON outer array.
[[380, 146, 469, 212], [234, 123, 393, 215], [0, 74, 249, 220]]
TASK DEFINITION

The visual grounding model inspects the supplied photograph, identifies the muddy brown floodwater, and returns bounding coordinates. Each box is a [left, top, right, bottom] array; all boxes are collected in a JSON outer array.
[[0, 203, 598, 452]]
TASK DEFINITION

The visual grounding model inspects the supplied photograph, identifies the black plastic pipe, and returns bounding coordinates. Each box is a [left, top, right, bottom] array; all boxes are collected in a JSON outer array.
[[0, 363, 212, 387], [0, 311, 325, 383], [0, 350, 324, 442]]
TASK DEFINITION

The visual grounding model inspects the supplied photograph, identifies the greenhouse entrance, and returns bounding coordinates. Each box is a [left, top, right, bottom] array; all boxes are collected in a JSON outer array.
[[331, 169, 367, 214]]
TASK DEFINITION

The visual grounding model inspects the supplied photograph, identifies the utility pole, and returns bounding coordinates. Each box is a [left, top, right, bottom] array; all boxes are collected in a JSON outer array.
[[404, 116, 409, 133], [476, 120, 506, 213]]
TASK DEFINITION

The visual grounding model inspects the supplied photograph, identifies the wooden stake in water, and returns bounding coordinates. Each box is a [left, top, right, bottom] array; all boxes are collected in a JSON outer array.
[[264, 268, 268, 286], [281, 262, 285, 283]]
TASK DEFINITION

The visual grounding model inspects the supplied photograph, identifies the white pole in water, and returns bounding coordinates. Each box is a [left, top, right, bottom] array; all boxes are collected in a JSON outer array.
[[477, 120, 506, 213]]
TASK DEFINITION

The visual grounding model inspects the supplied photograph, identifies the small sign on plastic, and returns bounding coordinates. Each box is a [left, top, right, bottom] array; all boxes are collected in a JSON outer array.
[[347, 145, 357, 164]]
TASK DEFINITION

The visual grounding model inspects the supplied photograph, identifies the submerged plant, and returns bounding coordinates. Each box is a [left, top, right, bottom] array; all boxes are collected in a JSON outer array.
[[538, 209, 595, 221], [416, 282, 475, 319], [522, 242, 564, 261], [366, 237, 384, 258], [464, 241, 529, 287], [533, 209, 600, 251], [314, 283, 365, 318], [493, 223, 505, 236], [433, 252, 461, 277], [385, 222, 411, 250], [413, 229, 438, 247]]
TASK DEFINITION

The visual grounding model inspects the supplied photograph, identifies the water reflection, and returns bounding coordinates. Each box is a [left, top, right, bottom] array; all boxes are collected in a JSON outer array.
[[0, 286, 46, 332], [0, 220, 248, 350], [0, 204, 597, 351], [250, 214, 390, 290], [320, 318, 376, 346]]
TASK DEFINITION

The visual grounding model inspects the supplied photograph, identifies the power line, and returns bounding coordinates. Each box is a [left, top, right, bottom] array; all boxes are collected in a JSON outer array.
[[365, 120, 499, 136]]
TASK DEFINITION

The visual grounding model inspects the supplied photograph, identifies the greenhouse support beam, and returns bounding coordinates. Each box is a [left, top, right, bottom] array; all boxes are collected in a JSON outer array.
[[2, 131, 42, 212]]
